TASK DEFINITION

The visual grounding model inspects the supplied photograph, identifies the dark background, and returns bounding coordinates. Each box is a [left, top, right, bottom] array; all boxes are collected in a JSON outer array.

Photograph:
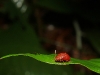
[[0, 0, 100, 75]]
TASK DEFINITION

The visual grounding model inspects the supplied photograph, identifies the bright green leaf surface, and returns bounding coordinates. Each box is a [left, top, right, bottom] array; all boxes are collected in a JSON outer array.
[[0, 53, 100, 74]]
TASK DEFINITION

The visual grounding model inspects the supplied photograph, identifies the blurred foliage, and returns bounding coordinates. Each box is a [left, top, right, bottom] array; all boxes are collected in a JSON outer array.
[[36, 0, 72, 13], [36, 0, 100, 56], [85, 28, 100, 54], [36, 0, 100, 22]]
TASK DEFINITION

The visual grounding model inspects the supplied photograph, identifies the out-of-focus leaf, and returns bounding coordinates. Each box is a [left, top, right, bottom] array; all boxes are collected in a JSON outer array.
[[36, 0, 100, 23], [85, 29, 100, 53], [36, 0, 72, 13]]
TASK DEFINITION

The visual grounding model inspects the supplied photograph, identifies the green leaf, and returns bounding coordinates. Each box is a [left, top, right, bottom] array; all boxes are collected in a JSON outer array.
[[0, 53, 100, 74]]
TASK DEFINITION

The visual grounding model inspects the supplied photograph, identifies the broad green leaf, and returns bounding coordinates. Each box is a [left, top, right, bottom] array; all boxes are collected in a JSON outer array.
[[0, 53, 100, 74]]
